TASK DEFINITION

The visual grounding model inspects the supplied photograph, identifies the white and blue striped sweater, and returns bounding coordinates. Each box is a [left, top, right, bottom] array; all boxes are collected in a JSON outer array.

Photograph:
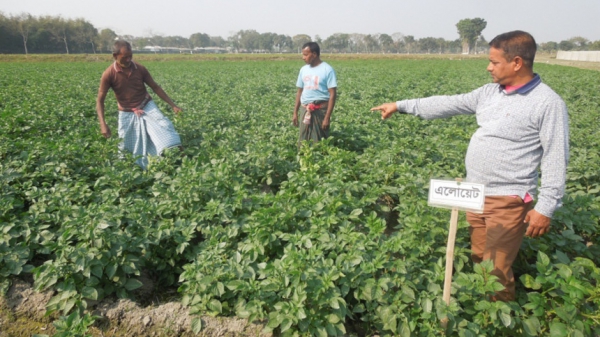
[[396, 75, 569, 217]]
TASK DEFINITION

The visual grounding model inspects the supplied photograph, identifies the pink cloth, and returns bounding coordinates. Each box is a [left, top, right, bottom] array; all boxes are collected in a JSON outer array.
[[505, 84, 525, 93], [302, 103, 323, 125], [510, 193, 533, 203]]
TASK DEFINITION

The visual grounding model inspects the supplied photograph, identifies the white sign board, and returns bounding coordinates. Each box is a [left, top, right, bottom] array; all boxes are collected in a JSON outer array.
[[428, 179, 485, 213]]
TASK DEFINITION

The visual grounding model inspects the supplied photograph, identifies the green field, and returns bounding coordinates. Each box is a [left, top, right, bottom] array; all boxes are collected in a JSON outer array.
[[1, 57, 599, 336]]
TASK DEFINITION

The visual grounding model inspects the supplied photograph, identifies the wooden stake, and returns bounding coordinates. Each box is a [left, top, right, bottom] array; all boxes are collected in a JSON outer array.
[[440, 206, 459, 328], [441, 178, 462, 328]]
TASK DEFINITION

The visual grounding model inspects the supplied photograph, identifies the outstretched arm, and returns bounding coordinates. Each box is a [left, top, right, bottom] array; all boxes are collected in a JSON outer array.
[[145, 76, 182, 114], [371, 87, 483, 121], [370, 102, 398, 119]]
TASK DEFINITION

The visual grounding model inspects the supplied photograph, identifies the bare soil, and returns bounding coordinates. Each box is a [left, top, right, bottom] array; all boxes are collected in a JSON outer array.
[[0, 278, 269, 337]]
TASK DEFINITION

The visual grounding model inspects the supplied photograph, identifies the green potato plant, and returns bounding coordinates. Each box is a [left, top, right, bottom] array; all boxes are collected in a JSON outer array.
[[0, 59, 598, 336]]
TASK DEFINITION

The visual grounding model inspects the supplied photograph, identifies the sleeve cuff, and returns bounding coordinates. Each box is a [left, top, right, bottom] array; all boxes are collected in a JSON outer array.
[[396, 101, 404, 113], [533, 204, 556, 219]]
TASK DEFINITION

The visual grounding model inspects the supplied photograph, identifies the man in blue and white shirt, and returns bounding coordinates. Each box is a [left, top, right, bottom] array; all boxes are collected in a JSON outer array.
[[293, 42, 337, 147]]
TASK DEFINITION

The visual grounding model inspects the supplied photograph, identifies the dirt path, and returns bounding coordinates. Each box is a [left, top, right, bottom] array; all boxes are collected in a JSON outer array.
[[0, 279, 269, 337]]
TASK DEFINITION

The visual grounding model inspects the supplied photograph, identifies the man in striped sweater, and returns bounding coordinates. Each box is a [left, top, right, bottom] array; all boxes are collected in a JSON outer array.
[[371, 30, 569, 301]]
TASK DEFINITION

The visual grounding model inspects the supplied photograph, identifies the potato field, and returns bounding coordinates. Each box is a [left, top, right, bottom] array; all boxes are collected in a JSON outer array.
[[0, 57, 599, 336]]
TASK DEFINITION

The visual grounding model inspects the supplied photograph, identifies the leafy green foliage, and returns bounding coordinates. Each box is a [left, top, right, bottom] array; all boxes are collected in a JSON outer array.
[[0, 59, 599, 336], [54, 312, 98, 337]]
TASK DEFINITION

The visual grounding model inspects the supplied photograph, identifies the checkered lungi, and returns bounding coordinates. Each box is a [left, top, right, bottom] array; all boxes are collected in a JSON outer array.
[[118, 100, 181, 169], [298, 101, 329, 148]]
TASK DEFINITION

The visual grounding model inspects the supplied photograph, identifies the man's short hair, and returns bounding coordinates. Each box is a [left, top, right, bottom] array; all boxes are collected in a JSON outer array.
[[302, 42, 320, 56], [113, 40, 132, 56], [489, 31, 536, 69]]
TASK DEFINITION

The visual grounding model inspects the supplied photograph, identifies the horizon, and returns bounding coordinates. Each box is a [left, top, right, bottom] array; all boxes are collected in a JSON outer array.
[[2, 0, 600, 44]]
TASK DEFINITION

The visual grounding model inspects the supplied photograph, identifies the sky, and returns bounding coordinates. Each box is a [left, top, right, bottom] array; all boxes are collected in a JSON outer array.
[[3, 0, 600, 43]]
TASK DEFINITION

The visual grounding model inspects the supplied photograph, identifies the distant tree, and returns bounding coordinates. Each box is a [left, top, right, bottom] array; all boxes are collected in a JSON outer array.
[[558, 40, 574, 51], [363, 34, 379, 53], [259, 32, 277, 52], [349, 33, 366, 53], [179, 36, 189, 49], [456, 18, 487, 54], [323, 33, 349, 53], [233, 29, 260, 52], [292, 34, 311, 52], [391, 32, 405, 53], [29, 24, 56, 53], [321, 35, 332, 52], [435, 38, 447, 53], [0, 12, 106, 54], [568, 36, 588, 50], [170, 37, 183, 49], [227, 33, 241, 52], [122, 35, 144, 50], [418, 37, 439, 53], [190, 32, 210, 48], [148, 34, 167, 48], [378, 33, 394, 53], [97, 28, 117, 52], [0, 13, 11, 47], [539, 41, 558, 53], [404, 35, 415, 54], [391, 32, 404, 42], [158, 36, 168, 48], [11, 13, 34, 54], [273, 34, 292, 52], [44, 16, 72, 54], [448, 39, 462, 54], [171, 37, 187, 49], [473, 35, 487, 54], [0, 13, 22, 53], [210, 36, 226, 48], [588, 40, 600, 51], [72, 18, 97, 53], [314, 35, 322, 45]]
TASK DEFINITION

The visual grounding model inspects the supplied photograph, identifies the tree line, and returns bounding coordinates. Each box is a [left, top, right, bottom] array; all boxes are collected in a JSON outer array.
[[1, 12, 599, 55]]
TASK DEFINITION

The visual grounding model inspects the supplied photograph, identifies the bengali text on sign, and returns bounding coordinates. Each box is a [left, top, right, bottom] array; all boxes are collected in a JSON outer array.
[[428, 179, 485, 213]]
